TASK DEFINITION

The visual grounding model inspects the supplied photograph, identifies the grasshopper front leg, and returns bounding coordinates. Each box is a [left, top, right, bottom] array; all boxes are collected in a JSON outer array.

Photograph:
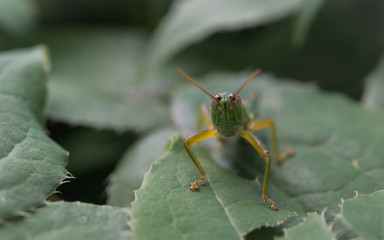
[[183, 129, 219, 191], [239, 130, 278, 211]]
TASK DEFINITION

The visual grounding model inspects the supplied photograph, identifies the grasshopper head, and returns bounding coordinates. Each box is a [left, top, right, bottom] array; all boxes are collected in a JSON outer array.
[[210, 92, 242, 112], [177, 68, 261, 137], [210, 92, 245, 136]]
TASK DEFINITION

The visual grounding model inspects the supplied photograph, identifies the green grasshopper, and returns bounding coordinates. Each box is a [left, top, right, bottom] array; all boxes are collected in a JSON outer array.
[[177, 69, 293, 211]]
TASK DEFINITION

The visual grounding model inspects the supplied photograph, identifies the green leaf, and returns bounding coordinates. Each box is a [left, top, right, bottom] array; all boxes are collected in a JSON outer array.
[[0, 0, 36, 36], [277, 212, 335, 240], [147, 0, 302, 69], [108, 128, 176, 206], [130, 135, 297, 240], [341, 190, 384, 240], [291, 0, 325, 47], [39, 27, 170, 131], [362, 55, 384, 114], [0, 201, 131, 240], [170, 71, 384, 225], [0, 46, 68, 220]]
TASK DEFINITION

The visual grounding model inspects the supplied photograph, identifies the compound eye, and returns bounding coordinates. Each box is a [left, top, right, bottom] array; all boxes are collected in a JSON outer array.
[[229, 93, 241, 109], [214, 94, 222, 101], [211, 94, 221, 109]]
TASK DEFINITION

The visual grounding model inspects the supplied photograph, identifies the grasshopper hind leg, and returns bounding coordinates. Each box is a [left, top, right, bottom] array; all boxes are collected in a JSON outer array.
[[248, 118, 294, 163]]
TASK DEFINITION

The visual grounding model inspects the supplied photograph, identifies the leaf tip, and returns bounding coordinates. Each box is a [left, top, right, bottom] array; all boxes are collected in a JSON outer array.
[[35, 44, 52, 74]]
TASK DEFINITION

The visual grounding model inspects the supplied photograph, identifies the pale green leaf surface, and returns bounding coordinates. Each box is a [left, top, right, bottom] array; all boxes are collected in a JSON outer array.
[[147, 0, 302, 69], [341, 190, 384, 240], [131, 136, 297, 240], [171, 71, 384, 220], [277, 212, 335, 240], [40, 28, 170, 131], [108, 128, 176, 206], [362, 55, 384, 114], [0, 46, 67, 220], [0, 0, 36, 35], [0, 201, 131, 240]]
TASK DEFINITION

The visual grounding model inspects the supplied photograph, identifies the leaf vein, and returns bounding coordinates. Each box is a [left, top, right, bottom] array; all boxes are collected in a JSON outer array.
[[208, 183, 243, 237]]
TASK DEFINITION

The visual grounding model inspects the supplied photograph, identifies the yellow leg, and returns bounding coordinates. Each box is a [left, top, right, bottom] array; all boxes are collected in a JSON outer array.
[[248, 118, 293, 163], [197, 104, 213, 131], [183, 129, 219, 191], [239, 130, 278, 211]]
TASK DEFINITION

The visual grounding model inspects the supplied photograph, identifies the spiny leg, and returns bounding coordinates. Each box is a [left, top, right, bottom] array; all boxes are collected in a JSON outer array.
[[183, 129, 219, 191], [248, 118, 293, 163], [239, 130, 278, 211]]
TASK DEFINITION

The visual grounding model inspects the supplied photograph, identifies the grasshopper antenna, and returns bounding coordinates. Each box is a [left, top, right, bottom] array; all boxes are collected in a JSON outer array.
[[177, 69, 219, 103], [235, 69, 261, 95]]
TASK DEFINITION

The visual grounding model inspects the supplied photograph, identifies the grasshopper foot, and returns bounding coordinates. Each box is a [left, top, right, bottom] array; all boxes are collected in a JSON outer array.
[[189, 175, 206, 191], [263, 193, 279, 211], [276, 148, 295, 163], [269, 203, 279, 211]]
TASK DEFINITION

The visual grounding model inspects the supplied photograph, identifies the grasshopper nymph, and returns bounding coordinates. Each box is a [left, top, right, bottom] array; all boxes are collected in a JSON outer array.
[[177, 69, 293, 211]]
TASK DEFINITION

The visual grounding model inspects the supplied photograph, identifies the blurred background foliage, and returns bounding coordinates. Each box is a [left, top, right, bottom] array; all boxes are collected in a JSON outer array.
[[0, 0, 383, 205]]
